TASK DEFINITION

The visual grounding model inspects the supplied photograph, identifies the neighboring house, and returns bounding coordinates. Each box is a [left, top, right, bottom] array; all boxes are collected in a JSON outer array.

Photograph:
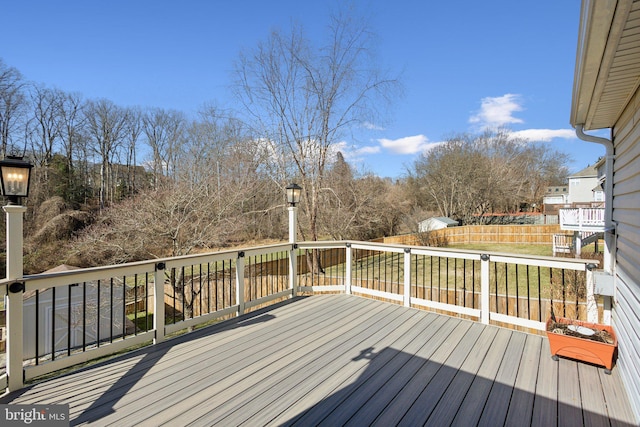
[[543, 165, 604, 215], [418, 217, 458, 232], [542, 185, 568, 205], [571, 0, 640, 420], [567, 165, 603, 204]]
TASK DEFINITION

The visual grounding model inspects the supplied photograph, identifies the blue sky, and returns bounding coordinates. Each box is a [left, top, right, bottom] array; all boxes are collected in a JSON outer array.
[[1, 0, 604, 178]]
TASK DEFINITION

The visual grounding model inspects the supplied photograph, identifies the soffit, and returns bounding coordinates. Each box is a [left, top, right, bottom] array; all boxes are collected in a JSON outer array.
[[571, 0, 640, 130]]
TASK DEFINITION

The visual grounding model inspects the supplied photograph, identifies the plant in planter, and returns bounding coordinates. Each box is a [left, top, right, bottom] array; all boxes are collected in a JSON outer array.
[[546, 309, 617, 373], [546, 260, 617, 373]]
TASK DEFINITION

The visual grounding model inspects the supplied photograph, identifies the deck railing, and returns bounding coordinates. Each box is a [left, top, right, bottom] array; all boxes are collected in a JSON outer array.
[[1, 240, 600, 392], [559, 207, 605, 231]]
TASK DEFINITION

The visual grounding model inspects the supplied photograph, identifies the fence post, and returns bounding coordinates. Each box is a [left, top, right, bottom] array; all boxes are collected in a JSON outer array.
[[289, 244, 297, 297], [404, 248, 411, 307], [153, 262, 166, 344], [236, 252, 245, 315], [345, 243, 352, 295], [480, 254, 490, 324]]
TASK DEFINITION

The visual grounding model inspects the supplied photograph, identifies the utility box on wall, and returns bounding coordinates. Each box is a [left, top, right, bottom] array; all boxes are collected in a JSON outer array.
[[594, 270, 615, 296]]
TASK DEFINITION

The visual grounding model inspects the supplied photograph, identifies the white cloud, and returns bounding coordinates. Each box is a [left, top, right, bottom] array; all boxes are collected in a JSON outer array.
[[377, 134, 434, 154], [469, 94, 524, 128], [354, 145, 382, 155], [361, 121, 385, 131], [331, 141, 380, 162], [508, 128, 576, 142]]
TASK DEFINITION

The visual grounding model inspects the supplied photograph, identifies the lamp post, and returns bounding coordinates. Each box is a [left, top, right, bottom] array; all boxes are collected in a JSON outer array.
[[285, 183, 302, 298], [286, 183, 302, 243], [1, 155, 33, 392]]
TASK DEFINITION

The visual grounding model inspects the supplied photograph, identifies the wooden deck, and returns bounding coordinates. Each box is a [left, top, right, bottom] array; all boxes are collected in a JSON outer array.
[[0, 294, 636, 426]]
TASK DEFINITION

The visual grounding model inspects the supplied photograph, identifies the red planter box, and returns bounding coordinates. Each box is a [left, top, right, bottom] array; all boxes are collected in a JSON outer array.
[[546, 316, 617, 371]]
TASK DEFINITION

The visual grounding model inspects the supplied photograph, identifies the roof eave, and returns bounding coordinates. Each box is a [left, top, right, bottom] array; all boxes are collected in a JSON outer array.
[[570, 0, 622, 130]]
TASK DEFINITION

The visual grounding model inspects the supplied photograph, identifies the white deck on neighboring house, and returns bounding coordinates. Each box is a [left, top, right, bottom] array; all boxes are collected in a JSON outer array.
[[0, 294, 636, 426]]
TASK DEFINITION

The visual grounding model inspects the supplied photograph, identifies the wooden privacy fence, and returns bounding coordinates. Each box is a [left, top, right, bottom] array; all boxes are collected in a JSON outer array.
[[383, 224, 561, 246]]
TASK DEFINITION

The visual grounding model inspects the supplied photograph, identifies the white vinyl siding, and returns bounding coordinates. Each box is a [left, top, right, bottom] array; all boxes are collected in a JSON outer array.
[[611, 83, 640, 419]]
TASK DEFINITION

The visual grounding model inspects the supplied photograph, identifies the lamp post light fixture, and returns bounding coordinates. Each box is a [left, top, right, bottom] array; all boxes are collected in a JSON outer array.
[[1, 155, 33, 392], [0, 155, 34, 205], [286, 183, 302, 207]]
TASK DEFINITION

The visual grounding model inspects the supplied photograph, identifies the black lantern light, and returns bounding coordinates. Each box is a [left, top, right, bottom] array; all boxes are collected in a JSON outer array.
[[286, 183, 302, 207], [0, 156, 34, 205]]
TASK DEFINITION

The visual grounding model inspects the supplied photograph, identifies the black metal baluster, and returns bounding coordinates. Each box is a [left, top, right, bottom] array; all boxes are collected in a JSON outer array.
[[446, 258, 450, 304], [83, 282, 87, 351], [67, 284, 72, 356], [463, 259, 467, 307], [145, 273, 150, 331], [526, 266, 531, 321], [134, 274, 138, 334], [222, 261, 226, 309], [430, 256, 434, 301], [549, 267, 554, 319], [181, 267, 186, 321], [122, 276, 126, 339], [537, 266, 542, 322], [437, 257, 442, 302], [35, 289, 39, 365], [562, 269, 566, 317], [504, 263, 509, 316], [515, 265, 520, 318], [52, 286, 56, 361], [97, 280, 101, 347], [207, 263, 211, 314], [472, 260, 476, 309], [110, 278, 114, 343], [494, 262, 499, 312]]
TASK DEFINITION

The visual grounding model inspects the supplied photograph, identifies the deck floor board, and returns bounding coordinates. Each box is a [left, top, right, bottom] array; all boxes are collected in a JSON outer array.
[[0, 294, 636, 427]]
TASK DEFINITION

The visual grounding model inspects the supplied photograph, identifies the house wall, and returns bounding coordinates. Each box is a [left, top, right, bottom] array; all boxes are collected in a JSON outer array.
[[611, 84, 640, 418], [568, 175, 599, 204]]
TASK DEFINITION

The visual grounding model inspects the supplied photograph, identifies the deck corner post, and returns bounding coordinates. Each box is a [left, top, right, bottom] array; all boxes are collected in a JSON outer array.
[[153, 262, 166, 344], [480, 254, 490, 324], [403, 248, 411, 307], [586, 263, 598, 323], [5, 204, 27, 392], [345, 243, 352, 295]]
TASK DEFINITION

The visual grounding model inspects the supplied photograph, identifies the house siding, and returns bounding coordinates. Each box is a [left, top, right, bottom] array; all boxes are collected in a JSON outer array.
[[611, 84, 640, 420]]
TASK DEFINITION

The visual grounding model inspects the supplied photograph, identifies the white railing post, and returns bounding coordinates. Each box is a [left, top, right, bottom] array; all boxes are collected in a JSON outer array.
[[403, 248, 411, 307], [480, 254, 490, 324], [289, 244, 297, 297], [586, 263, 598, 323], [236, 252, 245, 315], [153, 262, 166, 344], [4, 205, 27, 392], [345, 243, 352, 295]]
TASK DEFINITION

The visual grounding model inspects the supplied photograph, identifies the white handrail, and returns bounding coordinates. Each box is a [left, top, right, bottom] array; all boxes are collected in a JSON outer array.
[[4, 239, 598, 392]]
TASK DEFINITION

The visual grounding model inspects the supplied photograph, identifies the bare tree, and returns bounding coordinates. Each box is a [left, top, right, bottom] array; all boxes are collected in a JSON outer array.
[[27, 85, 64, 168], [84, 99, 128, 209], [0, 59, 28, 157], [233, 6, 400, 245], [142, 108, 185, 188], [408, 130, 571, 225], [123, 107, 143, 196], [58, 91, 85, 202]]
